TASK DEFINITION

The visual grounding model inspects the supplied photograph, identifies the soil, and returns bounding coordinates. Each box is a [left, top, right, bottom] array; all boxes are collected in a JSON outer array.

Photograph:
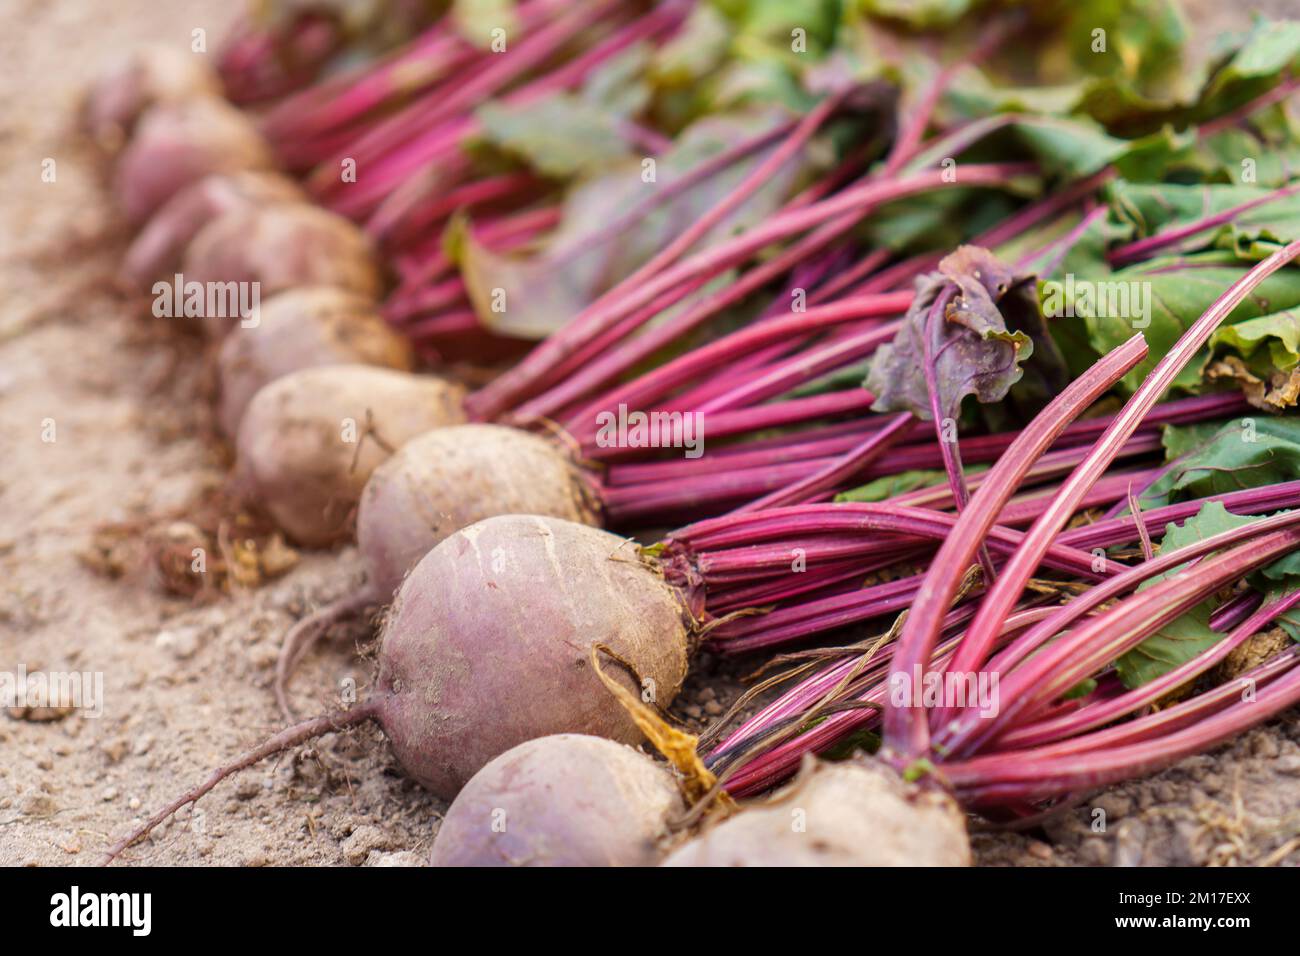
[[1, 0, 1297, 868]]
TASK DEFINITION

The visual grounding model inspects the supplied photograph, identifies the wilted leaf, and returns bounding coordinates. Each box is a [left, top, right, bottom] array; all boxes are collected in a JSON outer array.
[[1204, 356, 1300, 410], [866, 246, 1065, 422]]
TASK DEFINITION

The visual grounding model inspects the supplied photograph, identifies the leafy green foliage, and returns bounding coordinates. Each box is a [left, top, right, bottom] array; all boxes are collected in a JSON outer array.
[[1116, 502, 1251, 688], [450, 0, 518, 48], [475, 44, 653, 179], [835, 469, 949, 503], [1138, 416, 1300, 509], [477, 97, 635, 179], [1110, 181, 1300, 258], [1059, 257, 1300, 394], [1116, 501, 1300, 687]]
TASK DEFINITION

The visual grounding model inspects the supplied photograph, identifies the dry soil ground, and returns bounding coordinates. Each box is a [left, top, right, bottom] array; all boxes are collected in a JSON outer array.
[[1, 0, 1298, 867]]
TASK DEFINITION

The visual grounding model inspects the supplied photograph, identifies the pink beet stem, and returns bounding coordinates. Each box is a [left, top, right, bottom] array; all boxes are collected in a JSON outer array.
[[930, 238, 1300, 744], [881, 335, 1149, 759]]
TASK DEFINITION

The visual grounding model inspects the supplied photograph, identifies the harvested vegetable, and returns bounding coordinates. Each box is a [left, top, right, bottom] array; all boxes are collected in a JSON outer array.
[[430, 734, 682, 867], [184, 203, 384, 332], [233, 365, 464, 546], [275, 424, 599, 716], [663, 760, 969, 867], [101, 515, 692, 862], [216, 286, 414, 437], [88, 0, 1300, 872], [113, 97, 274, 223], [353, 513, 690, 795], [123, 171, 303, 287], [83, 44, 220, 148], [356, 424, 597, 600], [708, 241, 1300, 811]]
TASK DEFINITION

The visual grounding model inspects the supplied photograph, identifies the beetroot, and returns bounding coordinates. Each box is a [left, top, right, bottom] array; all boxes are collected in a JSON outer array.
[[274, 424, 599, 716], [102, 515, 693, 863], [216, 287, 413, 437], [430, 734, 682, 867], [184, 203, 384, 322], [662, 760, 970, 867], [233, 365, 464, 547], [375, 514, 689, 796], [83, 44, 220, 149], [113, 97, 274, 224], [358, 424, 597, 602], [123, 171, 303, 288]]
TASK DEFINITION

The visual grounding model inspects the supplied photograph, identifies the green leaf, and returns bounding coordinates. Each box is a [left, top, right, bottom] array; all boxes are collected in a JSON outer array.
[[1138, 415, 1300, 509], [1197, 18, 1300, 120], [472, 40, 656, 180], [1019, 209, 1130, 283], [1010, 115, 1132, 179], [1118, 496, 1300, 687], [1109, 180, 1300, 259], [1161, 417, 1229, 459], [719, 0, 841, 53], [863, 189, 1019, 256], [708, 58, 816, 112], [1062, 257, 1300, 394], [1115, 501, 1254, 688], [1211, 307, 1300, 372], [835, 469, 949, 503], [1026, 211, 1132, 379], [1200, 129, 1300, 191], [476, 96, 633, 179], [651, 4, 732, 86], [583, 43, 654, 118], [857, 0, 972, 29], [1062, 678, 1098, 701], [820, 727, 881, 760], [942, 68, 1085, 120], [450, 0, 518, 49]]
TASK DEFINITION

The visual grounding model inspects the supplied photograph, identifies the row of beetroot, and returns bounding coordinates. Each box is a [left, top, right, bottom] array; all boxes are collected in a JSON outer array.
[[88, 1, 1300, 866]]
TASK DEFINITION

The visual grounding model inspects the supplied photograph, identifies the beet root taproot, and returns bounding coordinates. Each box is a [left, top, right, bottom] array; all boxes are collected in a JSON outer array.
[[430, 734, 683, 866], [275, 426, 600, 717], [374, 514, 691, 798], [184, 203, 383, 330], [113, 97, 274, 224], [102, 517, 694, 863], [233, 365, 465, 547], [357, 425, 599, 604], [217, 287, 414, 438], [124, 171, 303, 287], [662, 760, 971, 867], [84, 44, 221, 149]]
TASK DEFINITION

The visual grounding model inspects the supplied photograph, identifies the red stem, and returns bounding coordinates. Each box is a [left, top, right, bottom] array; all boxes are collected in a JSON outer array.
[[881, 335, 1149, 759], [933, 238, 1300, 738]]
